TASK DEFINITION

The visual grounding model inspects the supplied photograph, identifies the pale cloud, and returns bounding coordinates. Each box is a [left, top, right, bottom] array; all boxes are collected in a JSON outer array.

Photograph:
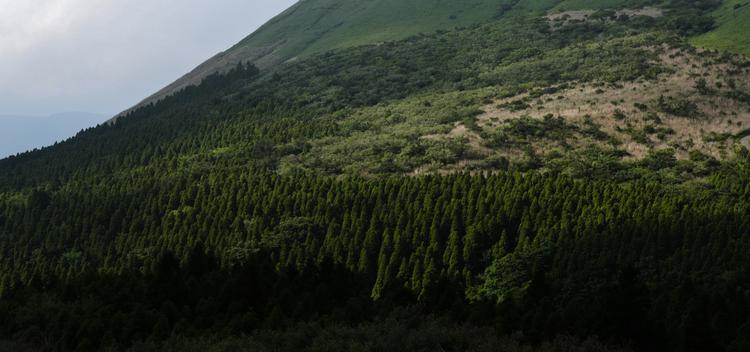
[[0, 0, 295, 115], [0, 0, 94, 58]]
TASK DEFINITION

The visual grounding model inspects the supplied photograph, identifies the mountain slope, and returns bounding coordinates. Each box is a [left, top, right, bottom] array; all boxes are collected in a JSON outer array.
[[122, 0, 514, 116], [691, 0, 750, 55], [123, 0, 661, 118], [3, 1, 750, 351]]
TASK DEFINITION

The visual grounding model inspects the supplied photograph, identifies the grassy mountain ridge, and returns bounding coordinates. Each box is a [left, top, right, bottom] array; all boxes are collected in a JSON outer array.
[[125, 0, 663, 115], [223, 0, 666, 62], [691, 0, 750, 55], [235, 0, 510, 64], [124, 0, 518, 114]]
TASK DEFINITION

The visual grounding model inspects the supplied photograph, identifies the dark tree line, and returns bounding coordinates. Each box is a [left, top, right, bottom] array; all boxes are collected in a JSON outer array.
[[1, 166, 750, 350]]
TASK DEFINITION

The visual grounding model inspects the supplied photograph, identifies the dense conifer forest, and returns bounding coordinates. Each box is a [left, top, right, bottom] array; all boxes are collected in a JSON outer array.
[[1, 0, 750, 351]]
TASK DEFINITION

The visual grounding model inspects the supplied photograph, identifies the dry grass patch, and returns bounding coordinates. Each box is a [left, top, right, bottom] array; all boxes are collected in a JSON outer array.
[[475, 45, 750, 161], [546, 7, 663, 28]]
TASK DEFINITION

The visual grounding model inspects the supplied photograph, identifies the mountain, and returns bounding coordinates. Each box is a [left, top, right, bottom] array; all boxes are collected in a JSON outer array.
[[2, 1, 750, 351], [120, 0, 518, 117], [0, 112, 106, 158], [122, 0, 664, 116]]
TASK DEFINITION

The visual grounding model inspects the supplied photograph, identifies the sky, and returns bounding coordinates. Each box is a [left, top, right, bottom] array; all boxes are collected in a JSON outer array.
[[0, 0, 296, 157], [0, 0, 296, 116]]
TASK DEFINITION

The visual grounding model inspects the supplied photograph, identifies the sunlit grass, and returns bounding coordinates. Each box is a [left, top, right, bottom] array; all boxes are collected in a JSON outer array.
[[691, 0, 750, 56]]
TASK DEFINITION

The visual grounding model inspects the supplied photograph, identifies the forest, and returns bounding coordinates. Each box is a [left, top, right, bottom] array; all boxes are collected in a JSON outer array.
[[1, 1, 749, 351], [3, 167, 750, 351]]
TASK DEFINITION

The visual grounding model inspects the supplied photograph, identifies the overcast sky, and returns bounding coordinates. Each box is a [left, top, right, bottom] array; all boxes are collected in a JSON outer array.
[[0, 0, 296, 117]]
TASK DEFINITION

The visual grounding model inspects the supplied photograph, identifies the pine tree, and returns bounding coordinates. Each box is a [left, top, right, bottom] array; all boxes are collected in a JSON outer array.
[[371, 228, 392, 299], [443, 205, 463, 279]]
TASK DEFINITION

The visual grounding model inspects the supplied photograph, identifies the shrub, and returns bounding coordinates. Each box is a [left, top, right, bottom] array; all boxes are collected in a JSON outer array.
[[657, 95, 701, 118]]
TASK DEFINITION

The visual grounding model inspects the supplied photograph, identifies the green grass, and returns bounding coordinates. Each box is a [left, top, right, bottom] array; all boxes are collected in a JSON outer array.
[[235, 0, 517, 63], [691, 0, 750, 56], [232, 0, 656, 67]]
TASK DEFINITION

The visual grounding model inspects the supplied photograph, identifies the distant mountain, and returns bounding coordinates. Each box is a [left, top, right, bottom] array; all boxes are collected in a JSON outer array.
[[0, 112, 106, 158]]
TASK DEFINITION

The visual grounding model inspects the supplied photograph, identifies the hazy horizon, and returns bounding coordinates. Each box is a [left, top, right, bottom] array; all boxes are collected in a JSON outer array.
[[0, 112, 108, 158]]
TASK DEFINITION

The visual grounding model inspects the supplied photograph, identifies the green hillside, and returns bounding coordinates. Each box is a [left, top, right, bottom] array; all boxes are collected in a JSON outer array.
[[2, 1, 750, 351], [237, 0, 512, 64], [132, 0, 535, 112], [692, 0, 750, 56], [236, 0, 665, 65], [130, 0, 665, 112]]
